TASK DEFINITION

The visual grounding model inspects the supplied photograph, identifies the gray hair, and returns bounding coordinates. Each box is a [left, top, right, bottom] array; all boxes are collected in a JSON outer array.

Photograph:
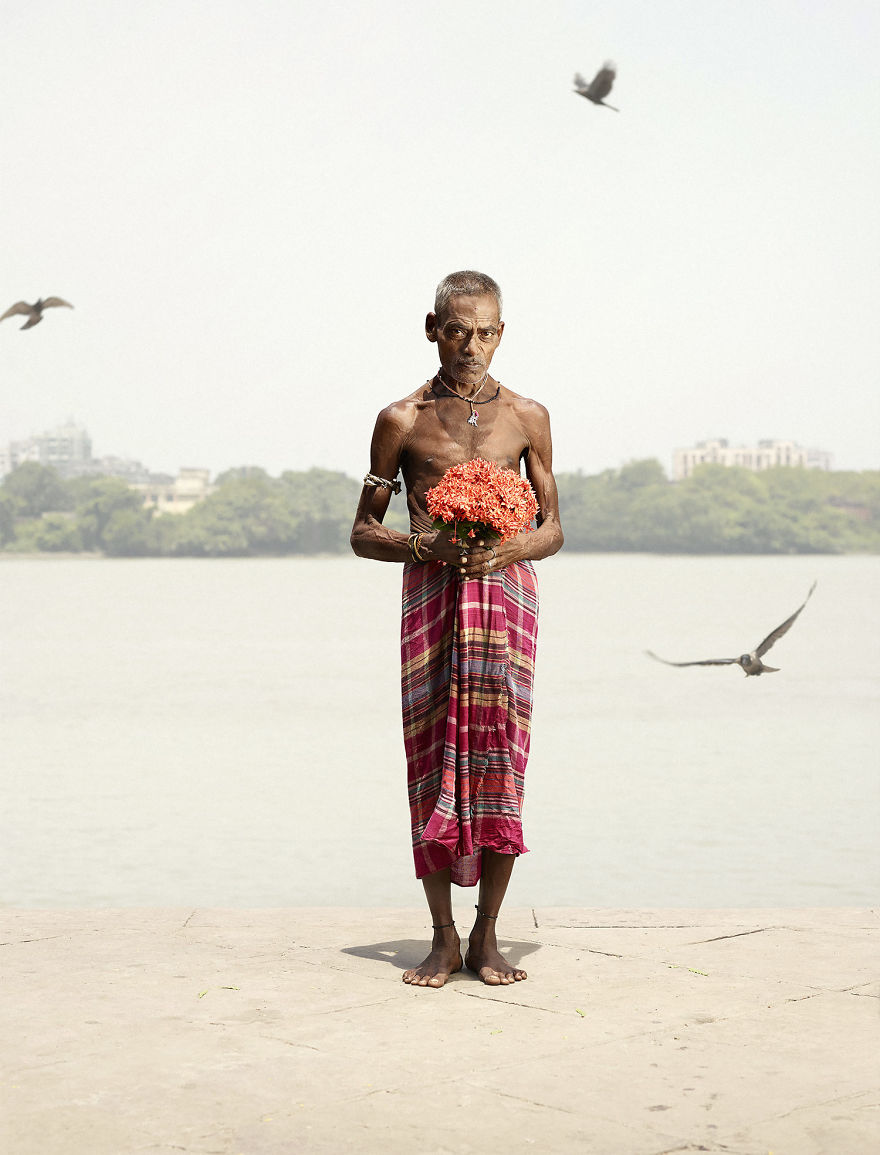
[[434, 270, 503, 319]]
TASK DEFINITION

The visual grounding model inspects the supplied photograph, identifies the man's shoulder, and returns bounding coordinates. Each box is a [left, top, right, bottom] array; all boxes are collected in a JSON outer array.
[[375, 383, 434, 428], [502, 385, 551, 423]]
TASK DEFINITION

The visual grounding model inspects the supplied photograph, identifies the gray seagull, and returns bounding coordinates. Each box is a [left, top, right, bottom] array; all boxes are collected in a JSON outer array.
[[646, 581, 817, 677], [574, 62, 619, 111], [0, 297, 74, 330]]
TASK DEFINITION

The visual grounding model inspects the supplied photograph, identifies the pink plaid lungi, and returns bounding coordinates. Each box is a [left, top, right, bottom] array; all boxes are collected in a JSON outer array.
[[400, 559, 539, 886]]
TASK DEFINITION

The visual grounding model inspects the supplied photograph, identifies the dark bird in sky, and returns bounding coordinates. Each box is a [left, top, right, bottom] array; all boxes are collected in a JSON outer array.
[[0, 297, 74, 330], [646, 582, 817, 677], [574, 63, 619, 111]]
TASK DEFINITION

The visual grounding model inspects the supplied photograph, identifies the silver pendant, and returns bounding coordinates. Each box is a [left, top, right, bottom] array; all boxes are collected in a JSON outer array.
[[467, 410, 478, 427]]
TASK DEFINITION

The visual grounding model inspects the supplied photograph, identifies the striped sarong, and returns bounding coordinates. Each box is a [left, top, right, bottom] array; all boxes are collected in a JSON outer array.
[[401, 559, 539, 886]]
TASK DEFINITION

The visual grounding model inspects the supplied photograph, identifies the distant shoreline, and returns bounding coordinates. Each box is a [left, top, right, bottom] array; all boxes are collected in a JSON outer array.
[[0, 551, 103, 561], [0, 551, 356, 561], [3, 548, 878, 561]]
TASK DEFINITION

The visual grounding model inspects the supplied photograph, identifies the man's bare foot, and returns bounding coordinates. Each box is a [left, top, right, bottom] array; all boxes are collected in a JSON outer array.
[[465, 921, 527, 985], [402, 926, 462, 988]]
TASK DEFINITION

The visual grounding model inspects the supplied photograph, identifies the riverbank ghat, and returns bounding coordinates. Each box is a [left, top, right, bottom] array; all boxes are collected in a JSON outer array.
[[2, 907, 877, 1154]]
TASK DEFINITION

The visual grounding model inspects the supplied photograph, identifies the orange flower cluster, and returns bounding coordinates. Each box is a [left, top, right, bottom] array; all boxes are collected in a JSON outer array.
[[426, 458, 538, 544]]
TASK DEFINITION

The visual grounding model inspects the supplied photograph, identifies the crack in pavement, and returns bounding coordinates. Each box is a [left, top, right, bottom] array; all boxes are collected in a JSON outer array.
[[321, 997, 398, 1015], [755, 1087, 880, 1125], [259, 1034, 322, 1052], [685, 926, 777, 945], [557, 924, 701, 930], [489, 1087, 579, 1115], [454, 988, 571, 1014], [6, 1058, 73, 1074], [0, 933, 72, 947], [652, 1145, 716, 1154]]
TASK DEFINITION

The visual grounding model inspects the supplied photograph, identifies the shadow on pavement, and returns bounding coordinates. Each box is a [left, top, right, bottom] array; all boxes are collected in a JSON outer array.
[[341, 938, 541, 973]]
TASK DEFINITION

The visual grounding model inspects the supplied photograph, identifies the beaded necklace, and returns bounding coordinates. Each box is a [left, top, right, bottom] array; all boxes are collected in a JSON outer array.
[[433, 370, 500, 426]]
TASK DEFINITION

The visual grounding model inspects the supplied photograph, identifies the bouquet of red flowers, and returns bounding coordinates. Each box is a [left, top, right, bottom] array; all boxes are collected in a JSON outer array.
[[425, 458, 538, 546]]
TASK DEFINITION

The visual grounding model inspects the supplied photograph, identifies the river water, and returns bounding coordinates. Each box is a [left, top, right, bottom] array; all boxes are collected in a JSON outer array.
[[1, 553, 877, 908]]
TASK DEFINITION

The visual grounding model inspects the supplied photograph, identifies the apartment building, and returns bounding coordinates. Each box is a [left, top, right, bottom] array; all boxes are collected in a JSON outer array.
[[673, 439, 832, 480]]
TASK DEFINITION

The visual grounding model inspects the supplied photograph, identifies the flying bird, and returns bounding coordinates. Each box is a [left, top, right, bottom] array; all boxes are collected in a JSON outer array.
[[0, 297, 74, 330], [574, 62, 619, 111], [646, 581, 817, 677]]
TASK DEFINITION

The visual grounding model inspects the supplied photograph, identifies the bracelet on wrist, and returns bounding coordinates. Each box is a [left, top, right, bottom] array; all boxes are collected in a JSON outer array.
[[407, 532, 427, 563]]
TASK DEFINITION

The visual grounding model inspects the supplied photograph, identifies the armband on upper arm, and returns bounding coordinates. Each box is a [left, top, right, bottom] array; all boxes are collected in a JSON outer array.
[[363, 472, 402, 495]]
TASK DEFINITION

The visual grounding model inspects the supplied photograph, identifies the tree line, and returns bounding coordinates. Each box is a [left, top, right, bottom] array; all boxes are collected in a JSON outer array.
[[1, 459, 878, 557], [556, 459, 880, 554]]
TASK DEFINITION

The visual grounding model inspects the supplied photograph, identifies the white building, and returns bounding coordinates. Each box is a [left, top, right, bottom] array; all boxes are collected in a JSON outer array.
[[2, 420, 92, 478], [134, 468, 215, 515], [1, 421, 158, 485], [673, 439, 833, 481]]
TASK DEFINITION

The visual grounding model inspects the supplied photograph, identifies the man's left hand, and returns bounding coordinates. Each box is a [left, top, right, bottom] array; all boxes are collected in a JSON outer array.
[[456, 537, 519, 578]]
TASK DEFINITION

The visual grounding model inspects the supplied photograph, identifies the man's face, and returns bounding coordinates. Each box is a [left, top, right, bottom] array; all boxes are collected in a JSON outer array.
[[425, 294, 504, 387]]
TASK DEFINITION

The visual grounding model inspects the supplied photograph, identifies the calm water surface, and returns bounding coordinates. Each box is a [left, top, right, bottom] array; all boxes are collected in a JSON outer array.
[[1, 553, 877, 907]]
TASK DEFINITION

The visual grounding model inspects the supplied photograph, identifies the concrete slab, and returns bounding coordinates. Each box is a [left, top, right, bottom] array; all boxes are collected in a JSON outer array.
[[1, 908, 877, 1155]]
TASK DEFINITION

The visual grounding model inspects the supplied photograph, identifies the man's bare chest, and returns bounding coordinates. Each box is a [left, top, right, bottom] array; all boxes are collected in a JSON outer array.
[[404, 399, 528, 481]]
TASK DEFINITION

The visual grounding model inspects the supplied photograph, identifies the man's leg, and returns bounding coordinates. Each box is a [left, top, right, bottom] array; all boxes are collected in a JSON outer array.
[[464, 851, 527, 985], [402, 867, 462, 988]]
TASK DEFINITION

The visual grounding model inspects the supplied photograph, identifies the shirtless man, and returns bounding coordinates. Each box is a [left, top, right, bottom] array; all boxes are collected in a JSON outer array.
[[351, 270, 563, 988]]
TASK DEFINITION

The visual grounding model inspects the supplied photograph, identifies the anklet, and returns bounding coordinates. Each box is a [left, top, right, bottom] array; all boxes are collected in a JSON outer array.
[[432, 921, 455, 929], [474, 906, 498, 920]]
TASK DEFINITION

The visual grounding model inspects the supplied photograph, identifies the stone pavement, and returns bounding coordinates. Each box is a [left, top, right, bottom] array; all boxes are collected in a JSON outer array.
[[1, 907, 877, 1154]]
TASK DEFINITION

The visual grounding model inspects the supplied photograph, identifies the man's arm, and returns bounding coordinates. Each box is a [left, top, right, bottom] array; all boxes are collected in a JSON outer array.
[[487, 401, 564, 571], [350, 402, 480, 569], [523, 401, 564, 558], [350, 406, 411, 562]]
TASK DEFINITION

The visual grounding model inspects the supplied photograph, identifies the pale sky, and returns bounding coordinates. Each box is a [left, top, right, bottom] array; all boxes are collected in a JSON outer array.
[[2, 0, 878, 478]]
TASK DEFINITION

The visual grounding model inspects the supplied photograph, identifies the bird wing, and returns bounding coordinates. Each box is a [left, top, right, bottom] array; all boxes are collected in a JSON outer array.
[[586, 61, 616, 101], [754, 581, 817, 657], [573, 72, 590, 93], [40, 297, 74, 309], [1, 301, 35, 322], [646, 650, 737, 668]]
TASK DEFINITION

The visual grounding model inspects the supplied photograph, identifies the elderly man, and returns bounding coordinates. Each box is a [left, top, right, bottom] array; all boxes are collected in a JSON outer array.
[[351, 270, 563, 988]]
